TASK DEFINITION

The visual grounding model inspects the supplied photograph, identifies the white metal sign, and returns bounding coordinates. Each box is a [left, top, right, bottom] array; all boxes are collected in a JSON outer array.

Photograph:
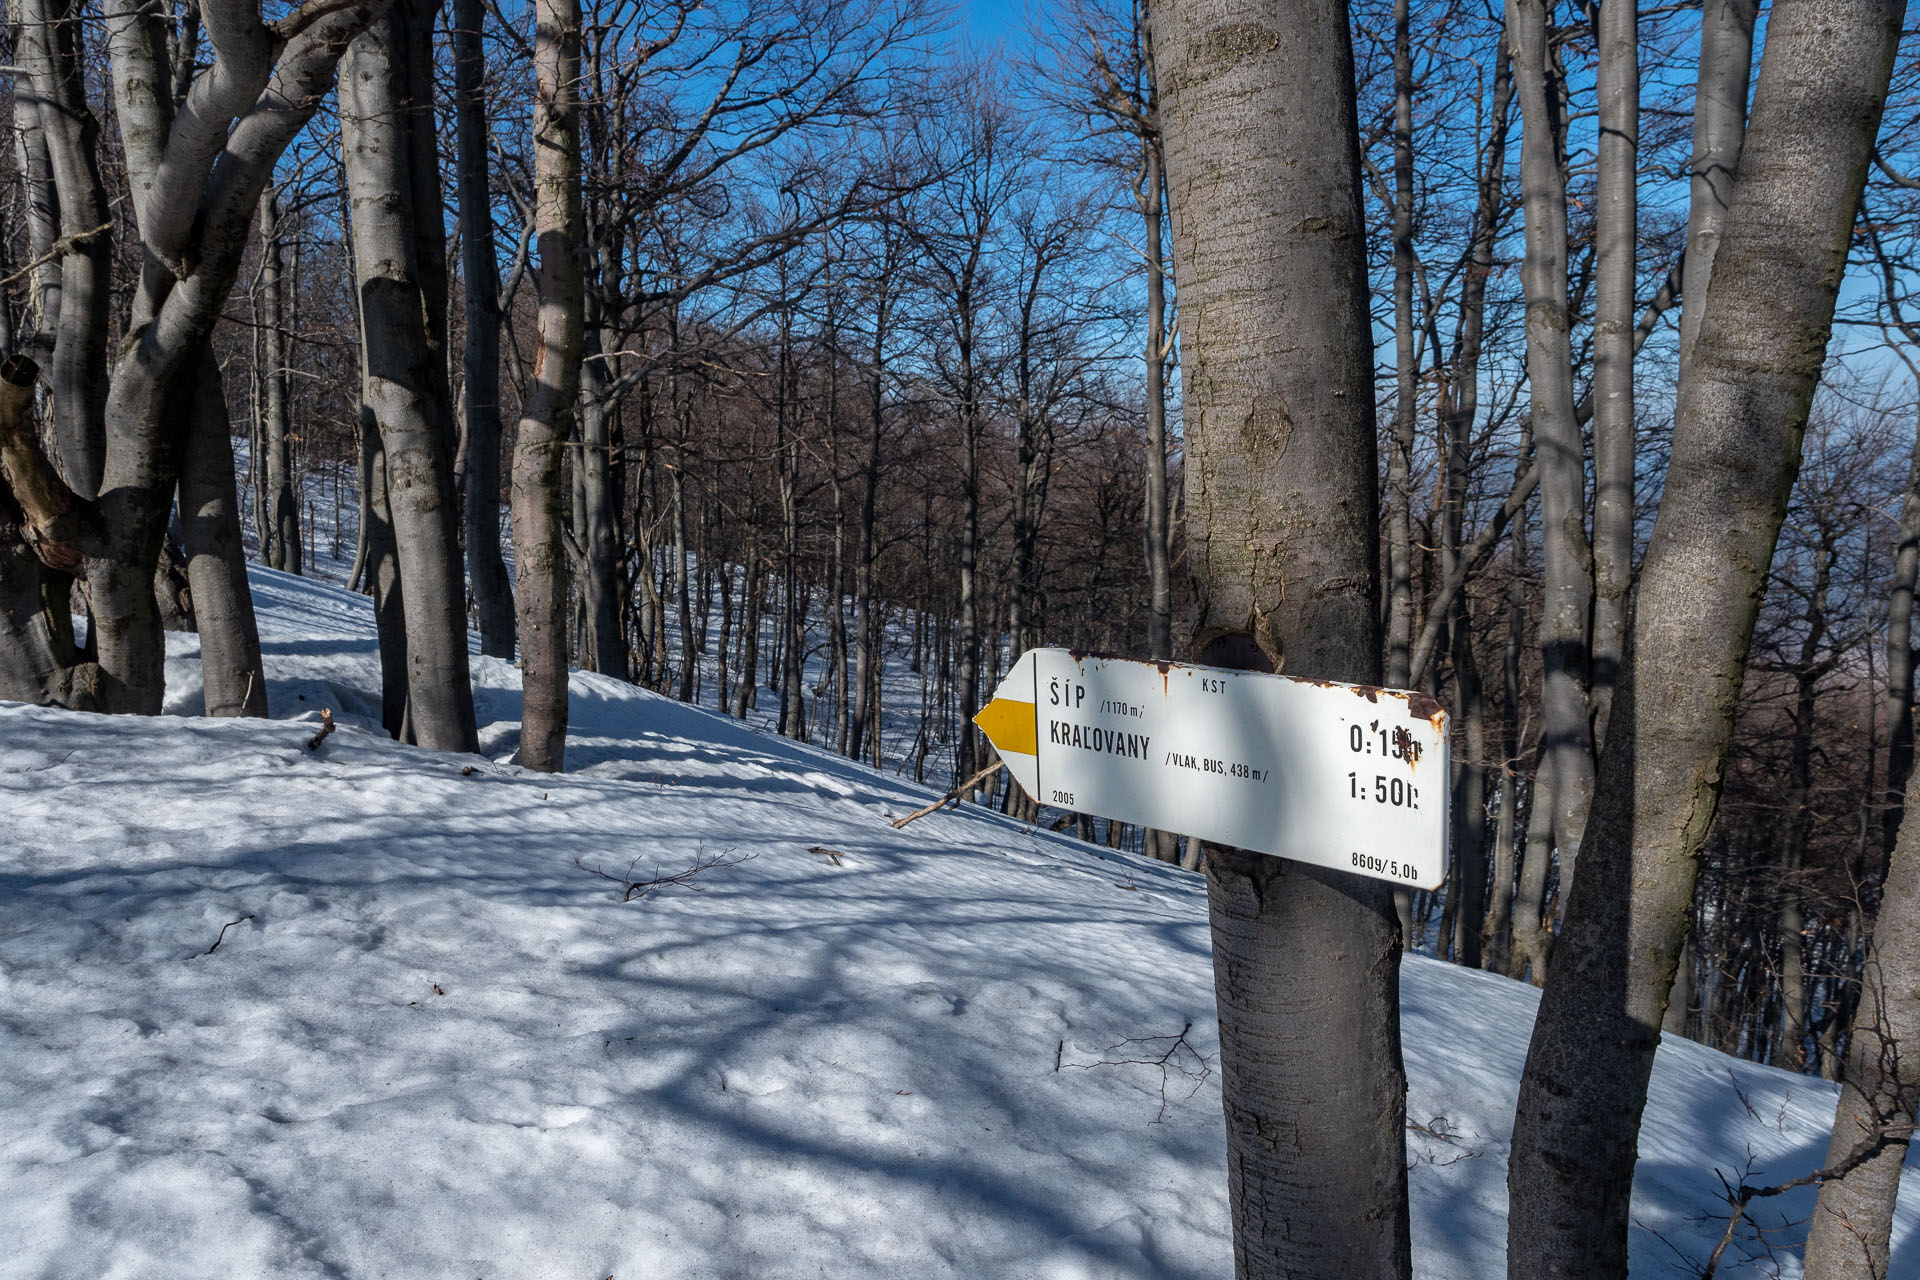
[[973, 649, 1450, 889]]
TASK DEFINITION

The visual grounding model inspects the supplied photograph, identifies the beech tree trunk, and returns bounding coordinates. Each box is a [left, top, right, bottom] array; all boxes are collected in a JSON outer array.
[[579, 324, 626, 680], [1803, 751, 1920, 1279], [1505, 0, 1905, 1268], [11, 0, 391, 716], [1589, 0, 1637, 745], [452, 0, 515, 659], [342, 0, 480, 754], [1154, 0, 1410, 1273], [177, 353, 267, 717], [1508, 0, 1595, 890], [510, 0, 585, 772], [19, 0, 108, 500], [258, 190, 301, 575], [1142, 141, 1173, 664], [1678, 0, 1759, 375]]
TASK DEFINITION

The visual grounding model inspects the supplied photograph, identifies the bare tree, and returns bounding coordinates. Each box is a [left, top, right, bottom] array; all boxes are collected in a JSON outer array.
[[342, 0, 481, 752], [452, 0, 516, 658], [1506, 0, 1907, 1268], [0, 0, 390, 714], [1155, 0, 1410, 1274], [511, 0, 587, 772]]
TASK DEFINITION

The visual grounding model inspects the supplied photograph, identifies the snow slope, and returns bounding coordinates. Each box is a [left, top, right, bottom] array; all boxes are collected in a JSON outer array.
[[1, 568, 1915, 1278]]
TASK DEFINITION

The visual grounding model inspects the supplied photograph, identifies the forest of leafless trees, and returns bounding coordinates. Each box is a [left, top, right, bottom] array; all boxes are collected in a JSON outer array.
[[11, 0, 1920, 1270]]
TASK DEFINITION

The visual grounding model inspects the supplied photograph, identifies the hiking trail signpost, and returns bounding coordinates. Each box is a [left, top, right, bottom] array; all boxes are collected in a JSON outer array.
[[973, 648, 1450, 889]]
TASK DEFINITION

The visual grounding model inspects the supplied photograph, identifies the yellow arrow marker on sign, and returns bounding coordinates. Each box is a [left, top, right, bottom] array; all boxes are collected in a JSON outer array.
[[972, 695, 1036, 755], [972, 653, 1045, 803]]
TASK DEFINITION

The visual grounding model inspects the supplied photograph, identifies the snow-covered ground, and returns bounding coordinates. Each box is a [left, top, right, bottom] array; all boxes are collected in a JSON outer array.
[[3, 569, 1916, 1278]]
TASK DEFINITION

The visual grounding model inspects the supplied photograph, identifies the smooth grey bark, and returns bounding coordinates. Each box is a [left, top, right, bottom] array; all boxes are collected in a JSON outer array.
[[1505, 0, 1905, 1268], [1143, 142, 1173, 664], [17, 0, 392, 715], [1383, 0, 1416, 691], [13, 94, 61, 368], [450, 0, 514, 659], [18, 0, 109, 498], [1507, 0, 1595, 890], [578, 324, 626, 680], [1511, 754, 1555, 982], [1154, 0, 1410, 1272], [257, 189, 300, 574], [176, 352, 267, 717], [510, 0, 584, 772], [341, 0, 479, 754], [1589, 0, 1637, 747], [1678, 0, 1759, 374], [1803, 765, 1920, 1280], [359, 408, 408, 739]]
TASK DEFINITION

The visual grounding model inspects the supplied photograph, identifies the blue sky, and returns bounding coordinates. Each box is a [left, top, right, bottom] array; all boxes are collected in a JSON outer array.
[[956, 0, 1043, 47]]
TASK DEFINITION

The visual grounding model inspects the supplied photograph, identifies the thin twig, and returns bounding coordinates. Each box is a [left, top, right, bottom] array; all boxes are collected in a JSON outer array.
[[1063, 1021, 1216, 1123], [199, 915, 254, 957], [577, 845, 754, 902], [0, 221, 111, 289]]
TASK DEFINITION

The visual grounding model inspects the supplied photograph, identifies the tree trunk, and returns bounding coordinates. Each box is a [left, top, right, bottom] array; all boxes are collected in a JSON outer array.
[[258, 190, 301, 574], [1154, 0, 1410, 1272], [1588, 0, 1637, 745], [1678, 0, 1759, 375], [1508, 0, 1595, 889], [1450, 606, 1488, 968], [177, 353, 268, 717], [510, 0, 585, 771], [1802, 759, 1920, 1279], [1882, 421, 1920, 865], [360, 407, 409, 740], [451, 0, 515, 658], [850, 275, 891, 761], [342, 0, 480, 754], [1510, 755, 1555, 982], [0, 357, 93, 707], [1383, 0, 1416, 690], [18, 0, 109, 499], [1143, 141, 1173, 663], [673, 381, 697, 703], [1778, 537, 1834, 1070], [955, 303, 982, 786], [1506, 0, 1905, 1267], [579, 325, 626, 679]]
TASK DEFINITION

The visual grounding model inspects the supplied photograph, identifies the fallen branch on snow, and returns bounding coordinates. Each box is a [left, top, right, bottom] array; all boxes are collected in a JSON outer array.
[[890, 761, 1005, 829], [305, 709, 336, 751], [577, 845, 755, 902], [196, 915, 254, 957]]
